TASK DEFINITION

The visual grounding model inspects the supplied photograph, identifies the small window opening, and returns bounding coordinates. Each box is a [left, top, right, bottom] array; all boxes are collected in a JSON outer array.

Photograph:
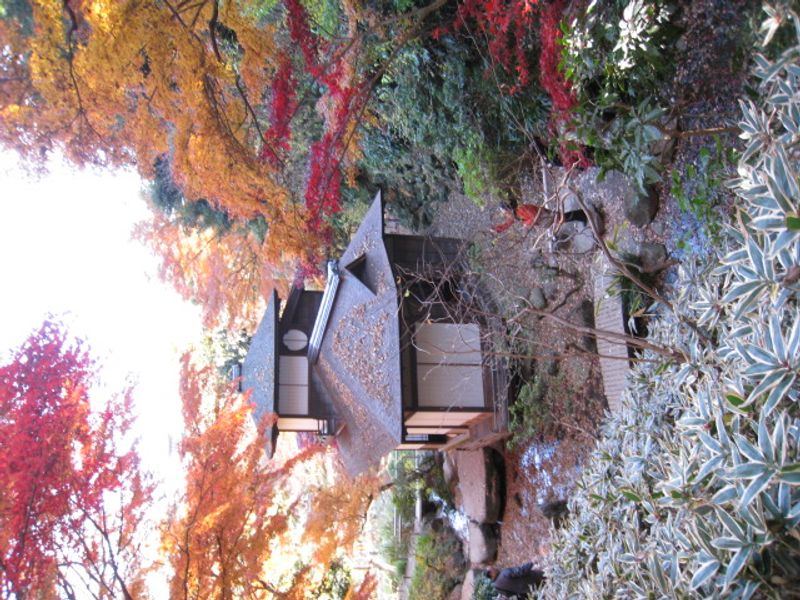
[[283, 329, 308, 351], [345, 254, 376, 294]]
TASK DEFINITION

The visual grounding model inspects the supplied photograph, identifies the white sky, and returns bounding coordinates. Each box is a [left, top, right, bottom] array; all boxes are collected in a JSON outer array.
[[0, 149, 204, 481]]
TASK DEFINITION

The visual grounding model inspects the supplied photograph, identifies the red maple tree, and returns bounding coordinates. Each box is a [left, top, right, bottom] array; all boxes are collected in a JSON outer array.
[[0, 321, 152, 599]]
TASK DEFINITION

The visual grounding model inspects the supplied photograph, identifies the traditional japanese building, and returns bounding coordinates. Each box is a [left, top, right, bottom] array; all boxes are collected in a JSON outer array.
[[241, 192, 507, 475]]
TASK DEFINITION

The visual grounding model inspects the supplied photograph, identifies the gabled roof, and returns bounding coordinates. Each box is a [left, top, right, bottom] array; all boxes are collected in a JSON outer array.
[[313, 191, 403, 475], [241, 289, 279, 456]]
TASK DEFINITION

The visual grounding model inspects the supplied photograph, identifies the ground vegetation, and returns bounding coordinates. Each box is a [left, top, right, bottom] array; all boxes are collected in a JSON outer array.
[[535, 5, 800, 596]]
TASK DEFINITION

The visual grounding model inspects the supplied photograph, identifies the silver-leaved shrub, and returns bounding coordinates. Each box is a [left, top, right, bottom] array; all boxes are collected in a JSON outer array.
[[535, 4, 800, 598]]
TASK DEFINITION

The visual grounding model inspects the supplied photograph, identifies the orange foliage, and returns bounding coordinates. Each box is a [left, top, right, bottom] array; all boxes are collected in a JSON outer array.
[[492, 204, 545, 233], [0, 0, 316, 265], [345, 571, 378, 600], [135, 206, 298, 332], [304, 469, 384, 569], [163, 352, 324, 599], [165, 351, 388, 598]]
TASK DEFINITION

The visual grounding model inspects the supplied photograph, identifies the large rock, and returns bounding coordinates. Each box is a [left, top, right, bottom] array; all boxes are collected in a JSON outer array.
[[541, 166, 600, 218], [555, 221, 595, 254], [460, 569, 478, 600], [623, 186, 659, 227], [443, 451, 458, 487], [638, 241, 668, 272], [468, 522, 498, 564], [530, 287, 547, 310], [571, 223, 596, 254], [541, 166, 574, 207], [456, 449, 504, 523]]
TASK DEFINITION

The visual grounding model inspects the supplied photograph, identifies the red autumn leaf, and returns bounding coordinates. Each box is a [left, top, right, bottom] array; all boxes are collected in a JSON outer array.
[[493, 208, 517, 233], [516, 204, 542, 227], [0, 320, 153, 599]]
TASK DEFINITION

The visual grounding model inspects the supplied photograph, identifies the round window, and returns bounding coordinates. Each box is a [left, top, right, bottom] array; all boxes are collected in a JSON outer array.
[[283, 329, 308, 351]]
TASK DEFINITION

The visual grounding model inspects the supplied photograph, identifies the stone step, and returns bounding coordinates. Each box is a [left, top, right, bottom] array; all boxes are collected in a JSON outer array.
[[593, 253, 631, 413]]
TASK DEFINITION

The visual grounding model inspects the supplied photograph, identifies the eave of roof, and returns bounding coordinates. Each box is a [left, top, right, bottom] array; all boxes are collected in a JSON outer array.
[[241, 289, 280, 457]]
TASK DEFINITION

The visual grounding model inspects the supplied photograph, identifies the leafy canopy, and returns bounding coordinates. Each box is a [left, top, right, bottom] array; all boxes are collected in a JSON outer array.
[[0, 320, 152, 599]]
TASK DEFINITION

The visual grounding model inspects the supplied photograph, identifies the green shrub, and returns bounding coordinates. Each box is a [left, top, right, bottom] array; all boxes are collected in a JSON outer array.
[[351, 33, 549, 228], [606, 252, 657, 335], [378, 519, 408, 590], [670, 138, 738, 243], [389, 455, 423, 525], [454, 134, 497, 208], [328, 195, 372, 255], [562, 0, 676, 193], [375, 453, 458, 594], [408, 527, 465, 600], [472, 571, 498, 600], [354, 37, 483, 223], [535, 7, 800, 596], [509, 376, 549, 449]]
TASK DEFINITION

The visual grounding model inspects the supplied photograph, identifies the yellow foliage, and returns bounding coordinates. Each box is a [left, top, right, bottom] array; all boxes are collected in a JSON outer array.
[[303, 467, 383, 567], [0, 0, 323, 273], [135, 205, 285, 333], [165, 352, 334, 599]]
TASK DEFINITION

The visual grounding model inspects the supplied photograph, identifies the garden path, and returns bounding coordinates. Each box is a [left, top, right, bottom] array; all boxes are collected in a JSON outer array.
[[593, 253, 630, 413]]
